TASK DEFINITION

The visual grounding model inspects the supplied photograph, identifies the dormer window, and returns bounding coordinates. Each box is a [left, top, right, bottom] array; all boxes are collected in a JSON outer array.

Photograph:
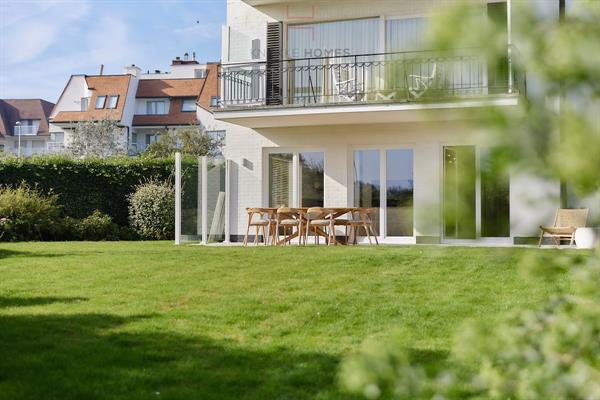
[[181, 98, 196, 112], [95, 96, 107, 109], [107, 95, 119, 109], [147, 100, 166, 115], [81, 97, 89, 111]]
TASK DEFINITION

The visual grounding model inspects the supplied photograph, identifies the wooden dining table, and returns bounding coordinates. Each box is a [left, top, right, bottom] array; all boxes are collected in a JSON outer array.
[[254, 207, 363, 245]]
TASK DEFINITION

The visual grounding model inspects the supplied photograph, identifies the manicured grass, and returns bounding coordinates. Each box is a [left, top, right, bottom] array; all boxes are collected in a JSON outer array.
[[0, 242, 567, 399]]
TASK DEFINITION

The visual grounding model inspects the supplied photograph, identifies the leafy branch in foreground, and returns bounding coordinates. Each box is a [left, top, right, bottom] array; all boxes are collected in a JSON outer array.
[[339, 1, 600, 399]]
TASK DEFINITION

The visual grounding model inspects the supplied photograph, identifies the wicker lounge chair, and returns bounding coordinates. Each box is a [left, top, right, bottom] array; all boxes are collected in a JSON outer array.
[[538, 208, 589, 247]]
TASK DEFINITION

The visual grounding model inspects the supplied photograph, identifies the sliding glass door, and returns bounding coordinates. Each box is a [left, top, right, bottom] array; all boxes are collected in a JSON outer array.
[[443, 146, 476, 239], [353, 148, 414, 239], [443, 146, 510, 239], [268, 151, 324, 208]]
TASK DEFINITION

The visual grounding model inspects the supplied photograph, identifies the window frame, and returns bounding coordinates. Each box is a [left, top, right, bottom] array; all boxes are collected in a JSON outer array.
[[181, 98, 197, 112], [107, 95, 119, 109], [95, 95, 107, 109], [146, 100, 167, 115], [81, 97, 90, 111], [263, 148, 325, 208]]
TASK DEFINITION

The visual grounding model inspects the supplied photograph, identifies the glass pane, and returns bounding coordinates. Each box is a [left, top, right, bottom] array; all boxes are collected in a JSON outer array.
[[300, 152, 324, 207], [386, 18, 428, 52], [181, 156, 201, 241], [206, 159, 226, 243], [481, 149, 510, 237], [269, 153, 293, 207], [353, 150, 380, 234], [443, 146, 476, 239], [386, 149, 413, 236]]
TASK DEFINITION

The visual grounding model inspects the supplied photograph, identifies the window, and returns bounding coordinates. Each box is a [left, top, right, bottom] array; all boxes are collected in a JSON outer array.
[[81, 97, 89, 111], [50, 132, 64, 142], [268, 151, 324, 208], [14, 119, 39, 135], [210, 96, 219, 107], [269, 153, 293, 207], [131, 132, 138, 145], [146, 100, 166, 115], [353, 148, 414, 237], [95, 96, 106, 109], [146, 134, 161, 146], [107, 95, 119, 109], [181, 98, 196, 112], [194, 68, 207, 78]]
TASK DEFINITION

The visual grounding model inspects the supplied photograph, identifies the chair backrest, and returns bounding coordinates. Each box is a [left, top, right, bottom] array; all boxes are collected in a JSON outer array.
[[276, 207, 299, 222], [554, 208, 589, 228], [246, 207, 267, 221], [306, 207, 331, 221]]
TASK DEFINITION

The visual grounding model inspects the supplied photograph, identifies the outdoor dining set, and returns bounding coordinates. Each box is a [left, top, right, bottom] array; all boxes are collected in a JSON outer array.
[[243, 207, 379, 246]]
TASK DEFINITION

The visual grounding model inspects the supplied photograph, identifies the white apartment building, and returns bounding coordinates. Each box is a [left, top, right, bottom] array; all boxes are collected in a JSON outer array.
[[49, 54, 224, 155], [212, 0, 595, 244]]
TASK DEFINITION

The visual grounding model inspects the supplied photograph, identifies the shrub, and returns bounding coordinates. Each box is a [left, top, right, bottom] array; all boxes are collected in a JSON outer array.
[[76, 210, 119, 241], [0, 155, 176, 226], [128, 180, 175, 240], [0, 184, 61, 241]]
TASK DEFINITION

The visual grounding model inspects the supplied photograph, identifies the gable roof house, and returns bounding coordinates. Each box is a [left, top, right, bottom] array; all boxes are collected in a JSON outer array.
[[0, 99, 55, 156], [49, 55, 222, 155]]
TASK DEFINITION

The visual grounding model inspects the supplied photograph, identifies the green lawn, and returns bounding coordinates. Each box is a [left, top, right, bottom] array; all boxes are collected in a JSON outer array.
[[0, 242, 566, 399]]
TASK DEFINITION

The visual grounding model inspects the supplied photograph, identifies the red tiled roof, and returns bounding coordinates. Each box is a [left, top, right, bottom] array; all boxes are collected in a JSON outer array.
[[136, 79, 204, 98], [132, 98, 197, 126], [0, 99, 55, 137], [52, 75, 131, 123]]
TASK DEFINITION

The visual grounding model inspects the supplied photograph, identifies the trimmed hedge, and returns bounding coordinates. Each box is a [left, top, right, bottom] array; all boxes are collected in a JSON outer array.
[[0, 156, 177, 226]]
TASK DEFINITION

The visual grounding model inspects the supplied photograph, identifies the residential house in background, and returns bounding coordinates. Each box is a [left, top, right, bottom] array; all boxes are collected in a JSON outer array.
[[211, 0, 597, 244], [49, 54, 223, 155], [0, 99, 55, 156]]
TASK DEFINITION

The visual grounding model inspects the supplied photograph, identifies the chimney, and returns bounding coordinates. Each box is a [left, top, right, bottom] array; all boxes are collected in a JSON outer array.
[[193, 52, 196, 60], [184, 52, 189, 61], [124, 64, 142, 76], [99, 64, 104, 75]]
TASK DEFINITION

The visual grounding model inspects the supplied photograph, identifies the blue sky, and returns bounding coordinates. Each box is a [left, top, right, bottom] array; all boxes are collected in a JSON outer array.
[[0, 0, 226, 103]]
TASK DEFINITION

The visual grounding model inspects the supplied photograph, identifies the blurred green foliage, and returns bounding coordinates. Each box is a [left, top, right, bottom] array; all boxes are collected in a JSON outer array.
[[339, 1, 600, 399]]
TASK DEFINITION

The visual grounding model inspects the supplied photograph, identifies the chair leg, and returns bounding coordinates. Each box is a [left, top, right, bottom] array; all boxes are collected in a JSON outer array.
[[253, 225, 259, 245], [364, 224, 372, 245], [569, 235, 575, 248], [369, 225, 379, 245], [538, 230, 544, 247], [262, 225, 268, 246]]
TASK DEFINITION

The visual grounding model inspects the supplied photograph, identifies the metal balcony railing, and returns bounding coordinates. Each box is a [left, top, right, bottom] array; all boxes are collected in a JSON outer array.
[[218, 48, 523, 109], [13, 125, 38, 135], [46, 142, 66, 152]]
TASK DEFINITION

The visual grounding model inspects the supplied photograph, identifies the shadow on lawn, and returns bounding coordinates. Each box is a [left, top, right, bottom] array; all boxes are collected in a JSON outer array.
[[0, 248, 69, 260], [0, 296, 88, 309], [0, 309, 359, 400]]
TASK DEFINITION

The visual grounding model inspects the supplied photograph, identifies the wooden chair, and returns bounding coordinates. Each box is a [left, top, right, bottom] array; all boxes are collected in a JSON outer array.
[[538, 208, 589, 247], [243, 208, 270, 246], [304, 207, 334, 245], [348, 208, 379, 245], [276, 207, 302, 245]]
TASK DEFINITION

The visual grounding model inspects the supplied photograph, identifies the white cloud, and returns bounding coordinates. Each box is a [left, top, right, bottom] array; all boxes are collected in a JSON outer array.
[[174, 23, 221, 40], [1, 0, 91, 64]]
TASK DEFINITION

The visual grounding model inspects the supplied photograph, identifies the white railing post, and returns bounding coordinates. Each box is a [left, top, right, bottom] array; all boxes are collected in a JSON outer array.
[[507, 0, 513, 94], [174, 152, 182, 245], [223, 159, 231, 243], [201, 156, 208, 245]]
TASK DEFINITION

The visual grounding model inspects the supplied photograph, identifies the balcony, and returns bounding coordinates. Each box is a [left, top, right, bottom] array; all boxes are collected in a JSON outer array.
[[215, 49, 523, 127], [13, 125, 38, 135], [46, 142, 66, 152]]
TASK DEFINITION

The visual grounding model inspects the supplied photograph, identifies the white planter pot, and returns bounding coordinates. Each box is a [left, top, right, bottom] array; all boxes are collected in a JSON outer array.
[[575, 228, 599, 249]]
